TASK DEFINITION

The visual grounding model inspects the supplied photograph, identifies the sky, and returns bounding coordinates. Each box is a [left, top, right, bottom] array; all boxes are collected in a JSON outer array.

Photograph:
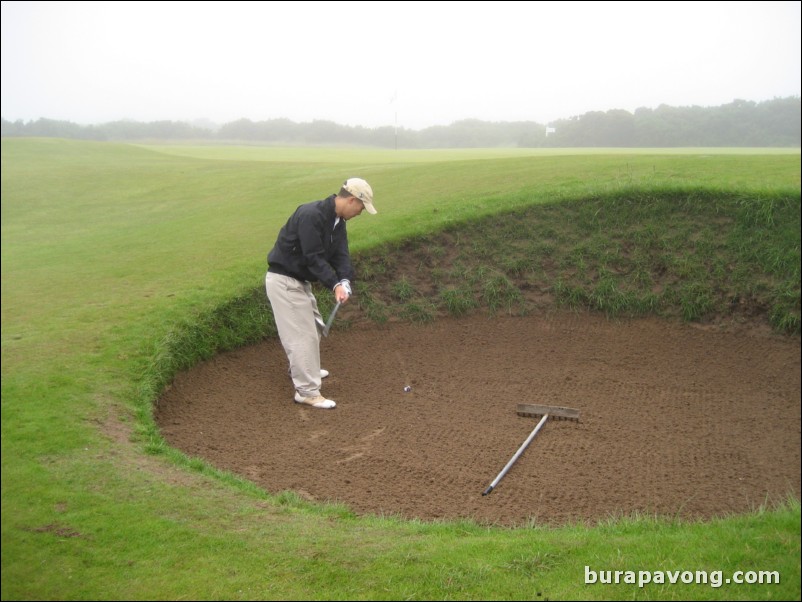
[[1, 0, 800, 130]]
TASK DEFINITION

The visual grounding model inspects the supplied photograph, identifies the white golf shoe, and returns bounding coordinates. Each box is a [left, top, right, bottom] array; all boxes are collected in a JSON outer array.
[[294, 392, 336, 409]]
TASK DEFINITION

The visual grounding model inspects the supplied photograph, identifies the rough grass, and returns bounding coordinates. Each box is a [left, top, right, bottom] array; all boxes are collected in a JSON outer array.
[[346, 189, 800, 335]]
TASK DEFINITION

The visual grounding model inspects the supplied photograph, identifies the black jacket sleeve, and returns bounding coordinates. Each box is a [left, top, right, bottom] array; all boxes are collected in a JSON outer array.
[[295, 210, 340, 288], [267, 196, 355, 290]]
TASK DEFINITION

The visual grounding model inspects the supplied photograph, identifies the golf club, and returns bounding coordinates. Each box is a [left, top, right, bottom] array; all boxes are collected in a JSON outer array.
[[321, 302, 341, 337]]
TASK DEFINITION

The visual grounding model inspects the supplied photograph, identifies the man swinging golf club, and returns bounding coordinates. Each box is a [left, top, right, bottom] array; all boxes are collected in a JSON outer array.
[[265, 178, 377, 409]]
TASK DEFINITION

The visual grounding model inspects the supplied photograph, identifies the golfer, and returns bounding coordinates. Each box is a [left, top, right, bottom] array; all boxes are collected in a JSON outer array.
[[265, 178, 377, 409]]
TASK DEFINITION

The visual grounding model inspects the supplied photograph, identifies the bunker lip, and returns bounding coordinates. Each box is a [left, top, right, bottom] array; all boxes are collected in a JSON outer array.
[[155, 311, 801, 527]]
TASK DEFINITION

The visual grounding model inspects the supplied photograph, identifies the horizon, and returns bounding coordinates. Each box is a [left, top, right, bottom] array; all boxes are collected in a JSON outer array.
[[2, 94, 798, 131]]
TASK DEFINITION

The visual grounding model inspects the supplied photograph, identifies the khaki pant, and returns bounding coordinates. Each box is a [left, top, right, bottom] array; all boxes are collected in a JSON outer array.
[[265, 272, 324, 398]]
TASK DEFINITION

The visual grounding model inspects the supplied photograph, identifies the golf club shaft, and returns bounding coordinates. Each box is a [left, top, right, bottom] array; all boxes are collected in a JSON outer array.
[[323, 302, 341, 335]]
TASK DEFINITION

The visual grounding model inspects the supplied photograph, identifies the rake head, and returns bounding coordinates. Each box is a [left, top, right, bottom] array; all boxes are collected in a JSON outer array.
[[517, 403, 580, 421]]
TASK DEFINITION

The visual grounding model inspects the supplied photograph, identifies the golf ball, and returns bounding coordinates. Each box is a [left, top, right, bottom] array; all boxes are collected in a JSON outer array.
[[403, 386, 412, 393]]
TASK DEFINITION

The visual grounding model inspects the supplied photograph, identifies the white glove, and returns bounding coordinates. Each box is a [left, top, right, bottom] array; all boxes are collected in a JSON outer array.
[[335, 279, 352, 297]]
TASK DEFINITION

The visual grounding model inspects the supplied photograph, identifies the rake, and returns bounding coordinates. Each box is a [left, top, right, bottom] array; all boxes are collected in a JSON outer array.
[[482, 403, 580, 496]]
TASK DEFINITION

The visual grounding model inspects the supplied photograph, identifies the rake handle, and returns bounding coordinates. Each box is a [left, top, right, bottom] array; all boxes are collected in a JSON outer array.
[[482, 413, 549, 496]]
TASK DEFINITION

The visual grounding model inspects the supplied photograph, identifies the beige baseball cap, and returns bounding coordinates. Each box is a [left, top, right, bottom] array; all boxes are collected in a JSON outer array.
[[343, 178, 377, 214]]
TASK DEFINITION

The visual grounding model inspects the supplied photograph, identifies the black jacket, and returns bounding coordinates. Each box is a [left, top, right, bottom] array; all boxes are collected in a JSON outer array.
[[267, 195, 355, 290]]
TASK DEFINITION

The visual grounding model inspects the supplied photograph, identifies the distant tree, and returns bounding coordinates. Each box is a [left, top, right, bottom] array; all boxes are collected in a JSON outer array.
[[0, 118, 26, 137], [3, 96, 799, 146], [218, 118, 258, 140]]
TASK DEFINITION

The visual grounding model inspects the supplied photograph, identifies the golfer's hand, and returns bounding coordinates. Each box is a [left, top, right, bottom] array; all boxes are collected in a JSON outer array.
[[334, 280, 351, 303]]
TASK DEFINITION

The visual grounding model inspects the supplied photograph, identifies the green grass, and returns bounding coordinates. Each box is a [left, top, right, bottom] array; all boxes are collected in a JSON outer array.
[[2, 139, 800, 600], [355, 188, 799, 333]]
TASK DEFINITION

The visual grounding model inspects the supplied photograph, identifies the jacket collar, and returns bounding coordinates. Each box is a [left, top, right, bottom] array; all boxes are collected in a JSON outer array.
[[324, 195, 340, 228]]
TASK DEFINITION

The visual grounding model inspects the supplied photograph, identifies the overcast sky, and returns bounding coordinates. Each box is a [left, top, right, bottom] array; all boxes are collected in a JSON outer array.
[[2, 1, 800, 130]]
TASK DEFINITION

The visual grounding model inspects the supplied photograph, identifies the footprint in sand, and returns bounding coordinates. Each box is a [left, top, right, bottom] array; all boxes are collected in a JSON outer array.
[[336, 426, 386, 464]]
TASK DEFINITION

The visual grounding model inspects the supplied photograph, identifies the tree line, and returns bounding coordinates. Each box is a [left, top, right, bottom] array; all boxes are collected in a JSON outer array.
[[1, 97, 799, 147]]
